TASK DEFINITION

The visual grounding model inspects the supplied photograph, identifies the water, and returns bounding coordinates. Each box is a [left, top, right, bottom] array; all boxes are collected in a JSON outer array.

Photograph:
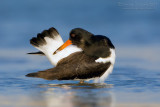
[[0, 46, 160, 107], [0, 0, 160, 107]]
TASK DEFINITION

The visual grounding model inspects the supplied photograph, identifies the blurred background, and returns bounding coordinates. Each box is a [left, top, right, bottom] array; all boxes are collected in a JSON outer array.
[[0, 0, 160, 48], [0, 0, 160, 107]]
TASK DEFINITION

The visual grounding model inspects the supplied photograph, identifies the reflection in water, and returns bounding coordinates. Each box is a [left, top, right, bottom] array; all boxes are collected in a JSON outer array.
[[39, 83, 115, 107], [1, 46, 160, 106]]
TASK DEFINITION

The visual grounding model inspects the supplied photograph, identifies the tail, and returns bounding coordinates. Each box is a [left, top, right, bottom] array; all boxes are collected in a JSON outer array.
[[29, 27, 64, 66]]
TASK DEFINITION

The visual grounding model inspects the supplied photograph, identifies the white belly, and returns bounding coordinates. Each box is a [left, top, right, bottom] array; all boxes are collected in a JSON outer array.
[[94, 49, 116, 83]]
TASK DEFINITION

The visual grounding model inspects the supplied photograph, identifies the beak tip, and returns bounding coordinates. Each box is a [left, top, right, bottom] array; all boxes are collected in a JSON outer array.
[[53, 39, 72, 54]]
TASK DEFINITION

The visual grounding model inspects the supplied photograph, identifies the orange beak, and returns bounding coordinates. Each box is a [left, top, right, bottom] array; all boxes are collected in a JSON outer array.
[[53, 40, 72, 54]]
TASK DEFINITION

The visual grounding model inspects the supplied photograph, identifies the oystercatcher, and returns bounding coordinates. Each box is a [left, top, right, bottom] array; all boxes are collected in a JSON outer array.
[[26, 27, 116, 83]]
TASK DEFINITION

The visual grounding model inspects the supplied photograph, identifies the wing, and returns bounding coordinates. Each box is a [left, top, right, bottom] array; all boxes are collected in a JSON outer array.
[[29, 27, 82, 66], [26, 52, 111, 80], [29, 27, 64, 65], [30, 27, 64, 52], [27, 51, 44, 56], [84, 35, 115, 58]]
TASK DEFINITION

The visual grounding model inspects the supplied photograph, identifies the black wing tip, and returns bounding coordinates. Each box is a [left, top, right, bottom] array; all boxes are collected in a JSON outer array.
[[30, 27, 59, 47], [30, 37, 38, 47], [27, 52, 32, 55], [49, 27, 58, 31], [26, 73, 38, 77], [48, 27, 59, 37]]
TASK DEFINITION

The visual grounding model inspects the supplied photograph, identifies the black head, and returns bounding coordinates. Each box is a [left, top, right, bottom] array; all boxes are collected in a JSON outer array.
[[69, 28, 93, 47]]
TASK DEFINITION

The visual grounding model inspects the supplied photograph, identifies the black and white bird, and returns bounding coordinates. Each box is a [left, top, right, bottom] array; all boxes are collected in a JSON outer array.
[[26, 27, 116, 83]]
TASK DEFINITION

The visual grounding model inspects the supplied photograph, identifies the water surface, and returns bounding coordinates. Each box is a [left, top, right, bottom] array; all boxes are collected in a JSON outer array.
[[0, 46, 160, 107], [0, 0, 160, 107]]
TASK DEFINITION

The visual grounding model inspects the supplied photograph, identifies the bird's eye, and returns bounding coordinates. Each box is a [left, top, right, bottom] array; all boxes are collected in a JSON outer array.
[[71, 34, 76, 38]]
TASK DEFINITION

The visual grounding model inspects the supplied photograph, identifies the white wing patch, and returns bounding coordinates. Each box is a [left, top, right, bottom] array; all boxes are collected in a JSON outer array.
[[36, 36, 64, 54], [94, 48, 116, 83], [95, 49, 116, 64], [33, 33, 82, 66], [34, 35, 64, 66], [49, 45, 82, 66]]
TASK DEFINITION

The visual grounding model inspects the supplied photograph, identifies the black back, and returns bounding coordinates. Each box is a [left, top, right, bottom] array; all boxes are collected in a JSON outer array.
[[26, 28, 114, 80], [70, 28, 115, 58]]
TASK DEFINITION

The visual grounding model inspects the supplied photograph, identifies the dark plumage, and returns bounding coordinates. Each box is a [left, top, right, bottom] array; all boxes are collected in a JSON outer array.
[[26, 27, 115, 81], [26, 52, 111, 80], [30, 27, 60, 47], [70, 28, 115, 58], [27, 51, 44, 55]]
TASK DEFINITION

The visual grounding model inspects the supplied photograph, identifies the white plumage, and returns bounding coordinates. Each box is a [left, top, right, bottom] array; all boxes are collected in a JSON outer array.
[[94, 49, 116, 83], [33, 35, 82, 66], [29, 28, 116, 83]]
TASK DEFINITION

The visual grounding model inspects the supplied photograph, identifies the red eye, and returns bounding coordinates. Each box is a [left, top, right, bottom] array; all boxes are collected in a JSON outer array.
[[71, 34, 76, 38]]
